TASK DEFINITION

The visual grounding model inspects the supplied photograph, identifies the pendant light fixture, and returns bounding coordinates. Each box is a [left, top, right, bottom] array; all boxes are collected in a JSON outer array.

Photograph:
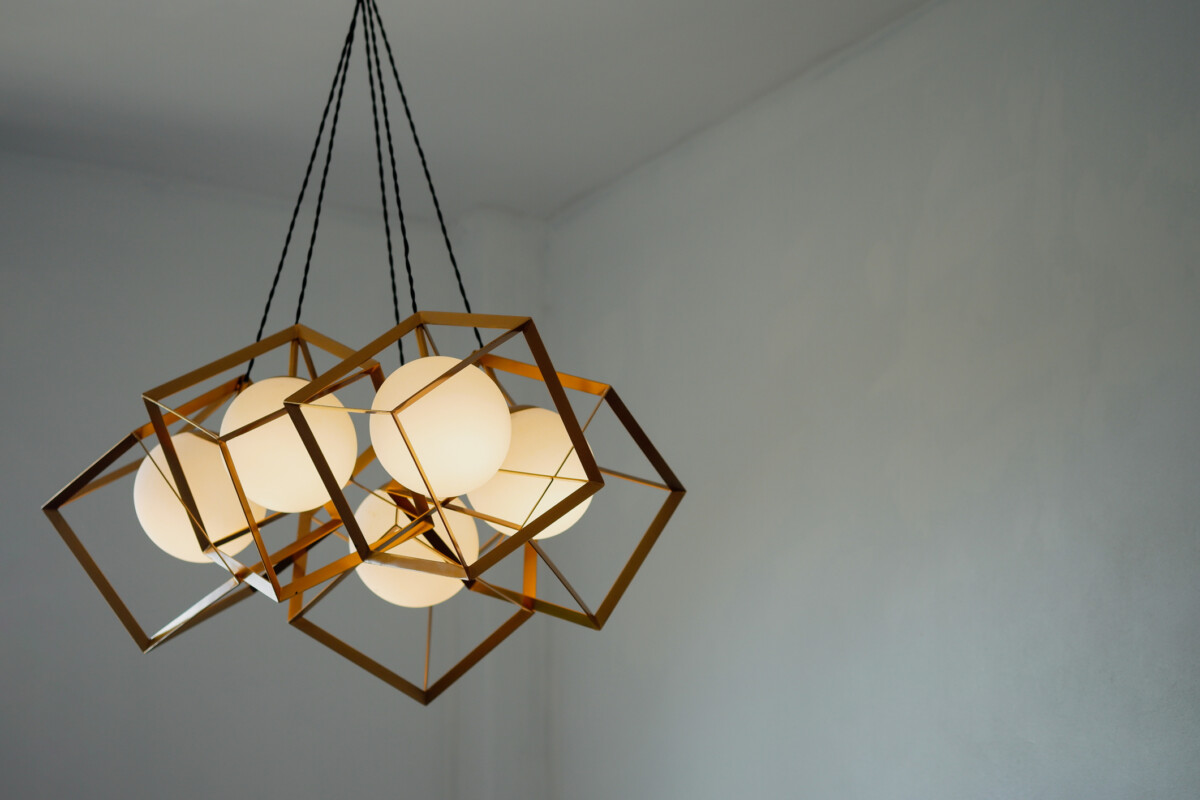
[[42, 0, 685, 704]]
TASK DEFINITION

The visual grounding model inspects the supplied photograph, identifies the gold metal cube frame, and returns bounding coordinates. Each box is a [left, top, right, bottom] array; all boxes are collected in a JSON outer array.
[[283, 311, 606, 587], [286, 510, 537, 705], [42, 325, 383, 648], [139, 324, 388, 602]]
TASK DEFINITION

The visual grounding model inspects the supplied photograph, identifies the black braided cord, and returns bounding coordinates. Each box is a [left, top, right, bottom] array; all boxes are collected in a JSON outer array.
[[364, 3, 418, 318], [361, 0, 407, 362], [294, 6, 358, 326], [245, 7, 359, 380], [248, 0, 484, 375], [368, 0, 483, 348]]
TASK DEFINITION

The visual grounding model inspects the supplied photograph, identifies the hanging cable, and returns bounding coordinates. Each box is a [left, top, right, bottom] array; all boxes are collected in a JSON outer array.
[[361, 0, 409, 363], [245, 7, 359, 381], [249, 0, 481, 378], [364, 3, 417, 318], [368, 0, 483, 348], [293, 4, 359, 326]]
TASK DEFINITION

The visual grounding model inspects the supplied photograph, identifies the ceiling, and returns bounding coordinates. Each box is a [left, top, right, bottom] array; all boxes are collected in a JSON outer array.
[[0, 0, 928, 219]]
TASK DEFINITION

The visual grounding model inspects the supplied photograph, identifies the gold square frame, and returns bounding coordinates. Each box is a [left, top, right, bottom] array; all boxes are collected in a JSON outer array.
[[459, 353, 686, 630], [42, 323, 387, 656], [138, 323, 390, 603], [288, 311, 685, 633], [43, 377, 269, 652], [284, 311, 606, 586], [285, 509, 537, 705]]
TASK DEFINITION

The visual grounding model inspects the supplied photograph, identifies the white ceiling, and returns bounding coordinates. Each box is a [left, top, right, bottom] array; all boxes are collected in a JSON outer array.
[[0, 0, 928, 219]]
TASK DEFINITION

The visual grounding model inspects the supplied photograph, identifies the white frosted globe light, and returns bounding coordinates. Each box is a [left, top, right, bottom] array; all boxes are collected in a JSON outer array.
[[219, 376, 357, 513], [370, 356, 511, 499], [133, 432, 265, 563], [351, 492, 479, 608], [467, 407, 593, 540]]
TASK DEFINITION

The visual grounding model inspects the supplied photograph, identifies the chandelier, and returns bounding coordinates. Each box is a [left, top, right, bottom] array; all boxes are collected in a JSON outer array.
[[42, 0, 683, 704]]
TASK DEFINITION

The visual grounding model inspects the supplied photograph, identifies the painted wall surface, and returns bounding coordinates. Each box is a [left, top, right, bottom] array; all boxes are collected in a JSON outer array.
[[3, 0, 1199, 797], [0, 153, 550, 800], [542, 0, 1200, 797]]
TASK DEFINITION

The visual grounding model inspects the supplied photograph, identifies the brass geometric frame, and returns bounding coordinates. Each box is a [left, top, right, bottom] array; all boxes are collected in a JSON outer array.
[[138, 323, 387, 603], [277, 310, 684, 699], [42, 382, 263, 653], [284, 311, 605, 586], [42, 323, 380, 652], [459, 353, 687, 630], [285, 512, 536, 705]]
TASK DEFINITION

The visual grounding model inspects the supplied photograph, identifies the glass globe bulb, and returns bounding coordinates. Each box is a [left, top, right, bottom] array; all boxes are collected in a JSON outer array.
[[369, 356, 511, 499], [467, 407, 593, 540], [219, 376, 357, 513], [352, 491, 480, 608], [133, 432, 265, 563]]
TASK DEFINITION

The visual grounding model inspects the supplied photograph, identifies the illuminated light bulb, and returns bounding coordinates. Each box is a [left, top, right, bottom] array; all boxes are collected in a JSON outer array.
[[133, 432, 265, 563], [467, 407, 593, 540], [370, 356, 511, 499], [351, 491, 479, 608], [219, 376, 357, 513]]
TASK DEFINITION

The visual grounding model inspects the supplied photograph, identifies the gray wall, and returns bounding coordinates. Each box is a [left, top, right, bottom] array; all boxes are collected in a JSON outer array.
[[540, 0, 1200, 797], [3, 0, 1199, 797]]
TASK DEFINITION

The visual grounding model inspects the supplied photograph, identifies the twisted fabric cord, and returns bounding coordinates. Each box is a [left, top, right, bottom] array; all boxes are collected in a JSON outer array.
[[360, 0, 407, 362], [294, 5, 359, 325], [368, 0, 482, 348], [364, 3, 417, 318], [245, 9, 358, 380]]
